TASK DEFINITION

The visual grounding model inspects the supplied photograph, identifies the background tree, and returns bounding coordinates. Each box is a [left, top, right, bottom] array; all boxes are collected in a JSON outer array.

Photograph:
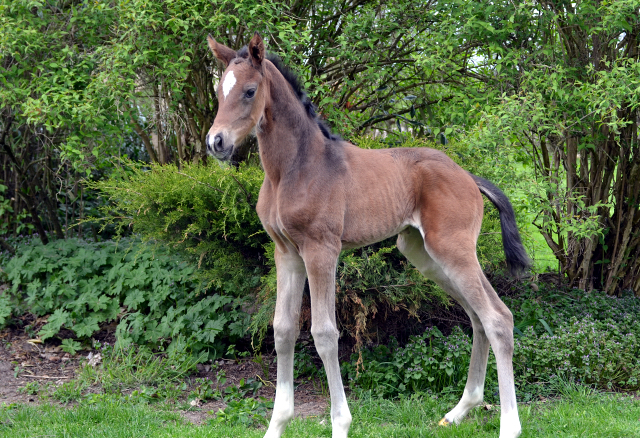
[[425, 0, 640, 294], [1, 0, 127, 247]]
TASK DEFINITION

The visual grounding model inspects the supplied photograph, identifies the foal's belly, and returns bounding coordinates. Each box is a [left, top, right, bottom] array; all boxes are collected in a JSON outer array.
[[340, 208, 420, 250], [340, 223, 411, 250]]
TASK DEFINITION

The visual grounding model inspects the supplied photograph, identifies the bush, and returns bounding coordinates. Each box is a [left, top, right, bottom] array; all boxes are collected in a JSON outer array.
[[336, 243, 449, 351], [90, 158, 267, 296], [508, 288, 640, 392], [1, 238, 249, 359]]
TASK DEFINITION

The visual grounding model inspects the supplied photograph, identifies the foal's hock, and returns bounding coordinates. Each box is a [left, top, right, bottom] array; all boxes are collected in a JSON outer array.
[[206, 32, 529, 438]]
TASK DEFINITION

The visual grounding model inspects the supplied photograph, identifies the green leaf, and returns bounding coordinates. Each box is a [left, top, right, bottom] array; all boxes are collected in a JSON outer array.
[[123, 289, 145, 310], [39, 309, 71, 340], [61, 338, 82, 355]]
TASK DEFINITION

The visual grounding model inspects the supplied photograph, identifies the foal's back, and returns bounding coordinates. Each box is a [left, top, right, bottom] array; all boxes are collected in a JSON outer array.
[[327, 143, 484, 250]]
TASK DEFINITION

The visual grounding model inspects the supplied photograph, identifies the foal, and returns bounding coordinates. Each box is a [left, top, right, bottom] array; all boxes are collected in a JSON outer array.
[[206, 33, 528, 438]]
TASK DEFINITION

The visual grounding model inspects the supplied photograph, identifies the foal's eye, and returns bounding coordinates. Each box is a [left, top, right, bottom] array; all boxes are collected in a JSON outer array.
[[245, 88, 256, 99]]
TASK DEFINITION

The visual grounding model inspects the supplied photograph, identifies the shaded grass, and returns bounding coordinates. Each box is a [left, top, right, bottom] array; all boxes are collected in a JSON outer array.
[[1, 390, 639, 438]]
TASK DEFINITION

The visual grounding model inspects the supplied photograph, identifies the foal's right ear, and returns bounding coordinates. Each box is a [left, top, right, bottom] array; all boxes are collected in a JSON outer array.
[[248, 32, 265, 69], [207, 35, 236, 68]]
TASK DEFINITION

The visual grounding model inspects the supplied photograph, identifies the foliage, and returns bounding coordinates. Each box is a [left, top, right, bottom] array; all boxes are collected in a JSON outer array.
[[0, 292, 10, 327], [506, 286, 640, 394], [293, 342, 324, 381], [211, 396, 273, 427], [50, 380, 88, 404], [343, 326, 498, 399], [514, 316, 640, 393], [189, 375, 227, 402], [90, 159, 266, 295], [189, 372, 271, 428], [60, 338, 83, 355], [0, 0, 134, 245], [1, 238, 249, 359], [336, 243, 449, 351], [415, 0, 640, 294], [346, 285, 640, 402], [17, 381, 41, 396]]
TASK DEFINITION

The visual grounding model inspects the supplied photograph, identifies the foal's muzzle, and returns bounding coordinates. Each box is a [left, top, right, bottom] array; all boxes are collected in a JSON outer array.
[[206, 133, 233, 161]]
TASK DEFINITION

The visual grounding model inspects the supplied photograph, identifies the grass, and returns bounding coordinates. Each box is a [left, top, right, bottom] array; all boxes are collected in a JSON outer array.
[[1, 390, 639, 438]]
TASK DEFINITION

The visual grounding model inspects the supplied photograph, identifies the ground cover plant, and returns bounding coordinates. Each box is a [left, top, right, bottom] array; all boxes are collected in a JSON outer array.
[[344, 284, 640, 405], [0, 237, 249, 360]]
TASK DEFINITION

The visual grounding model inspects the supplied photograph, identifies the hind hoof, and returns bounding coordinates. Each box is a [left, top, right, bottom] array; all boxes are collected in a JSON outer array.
[[438, 418, 451, 427]]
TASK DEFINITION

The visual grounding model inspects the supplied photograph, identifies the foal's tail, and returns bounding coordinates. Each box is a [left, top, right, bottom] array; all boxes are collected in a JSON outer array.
[[470, 173, 531, 277]]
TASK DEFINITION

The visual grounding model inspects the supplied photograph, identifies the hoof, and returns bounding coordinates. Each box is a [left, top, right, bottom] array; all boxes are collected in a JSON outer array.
[[438, 418, 451, 427]]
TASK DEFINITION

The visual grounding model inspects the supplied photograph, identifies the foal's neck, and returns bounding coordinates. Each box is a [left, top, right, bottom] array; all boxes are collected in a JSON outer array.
[[256, 62, 324, 185]]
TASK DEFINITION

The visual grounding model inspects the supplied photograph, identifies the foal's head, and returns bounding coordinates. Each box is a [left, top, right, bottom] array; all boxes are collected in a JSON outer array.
[[206, 33, 267, 161]]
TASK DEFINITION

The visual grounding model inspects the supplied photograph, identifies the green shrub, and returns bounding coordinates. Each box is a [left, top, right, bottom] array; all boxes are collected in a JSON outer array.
[[90, 159, 267, 295], [336, 243, 449, 350], [504, 286, 640, 344], [345, 286, 640, 402], [1, 238, 249, 359], [508, 288, 640, 395]]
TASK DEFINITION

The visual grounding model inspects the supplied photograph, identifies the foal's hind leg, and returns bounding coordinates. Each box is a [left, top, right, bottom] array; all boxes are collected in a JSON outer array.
[[397, 227, 521, 438], [398, 228, 489, 415], [264, 247, 306, 438]]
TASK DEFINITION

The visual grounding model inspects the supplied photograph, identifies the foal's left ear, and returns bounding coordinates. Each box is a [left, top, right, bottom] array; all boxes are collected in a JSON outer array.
[[207, 34, 236, 68], [248, 32, 265, 69]]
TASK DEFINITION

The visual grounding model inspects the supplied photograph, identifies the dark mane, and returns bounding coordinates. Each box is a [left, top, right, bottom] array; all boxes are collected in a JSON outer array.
[[236, 46, 340, 141]]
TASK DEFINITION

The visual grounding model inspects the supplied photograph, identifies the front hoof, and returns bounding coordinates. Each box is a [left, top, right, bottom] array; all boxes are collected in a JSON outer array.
[[438, 418, 451, 427]]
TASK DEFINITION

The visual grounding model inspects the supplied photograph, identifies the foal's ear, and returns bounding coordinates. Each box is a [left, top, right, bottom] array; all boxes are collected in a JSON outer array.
[[248, 32, 265, 69], [207, 34, 236, 68]]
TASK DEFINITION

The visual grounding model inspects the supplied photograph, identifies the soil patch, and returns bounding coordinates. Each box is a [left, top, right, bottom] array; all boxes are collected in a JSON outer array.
[[0, 328, 82, 405], [183, 355, 328, 424], [0, 328, 329, 425]]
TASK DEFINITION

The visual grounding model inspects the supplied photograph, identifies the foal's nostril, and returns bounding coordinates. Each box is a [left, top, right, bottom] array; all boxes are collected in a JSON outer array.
[[213, 134, 223, 152]]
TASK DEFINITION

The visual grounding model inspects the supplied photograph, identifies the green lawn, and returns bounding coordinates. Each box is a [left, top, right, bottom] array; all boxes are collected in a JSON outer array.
[[2, 392, 639, 438]]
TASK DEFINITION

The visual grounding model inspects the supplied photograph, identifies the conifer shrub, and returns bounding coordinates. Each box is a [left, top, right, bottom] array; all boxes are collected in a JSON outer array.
[[90, 158, 267, 296]]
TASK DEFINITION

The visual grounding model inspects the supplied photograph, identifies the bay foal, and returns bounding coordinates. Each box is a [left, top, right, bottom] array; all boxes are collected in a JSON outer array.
[[206, 33, 528, 438]]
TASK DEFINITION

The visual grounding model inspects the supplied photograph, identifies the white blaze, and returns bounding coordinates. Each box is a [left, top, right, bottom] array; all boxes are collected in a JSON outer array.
[[222, 71, 236, 99]]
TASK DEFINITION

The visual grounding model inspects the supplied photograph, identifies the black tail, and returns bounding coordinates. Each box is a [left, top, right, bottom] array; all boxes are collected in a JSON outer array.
[[470, 173, 531, 276]]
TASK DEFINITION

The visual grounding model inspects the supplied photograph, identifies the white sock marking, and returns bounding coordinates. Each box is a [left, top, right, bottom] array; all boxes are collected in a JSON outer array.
[[222, 71, 236, 99]]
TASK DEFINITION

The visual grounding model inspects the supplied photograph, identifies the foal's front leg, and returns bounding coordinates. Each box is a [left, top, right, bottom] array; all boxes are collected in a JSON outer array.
[[264, 248, 306, 438], [304, 245, 352, 438]]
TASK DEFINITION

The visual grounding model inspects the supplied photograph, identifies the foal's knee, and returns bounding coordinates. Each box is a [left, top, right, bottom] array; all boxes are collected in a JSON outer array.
[[310, 324, 339, 359], [273, 319, 298, 353]]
